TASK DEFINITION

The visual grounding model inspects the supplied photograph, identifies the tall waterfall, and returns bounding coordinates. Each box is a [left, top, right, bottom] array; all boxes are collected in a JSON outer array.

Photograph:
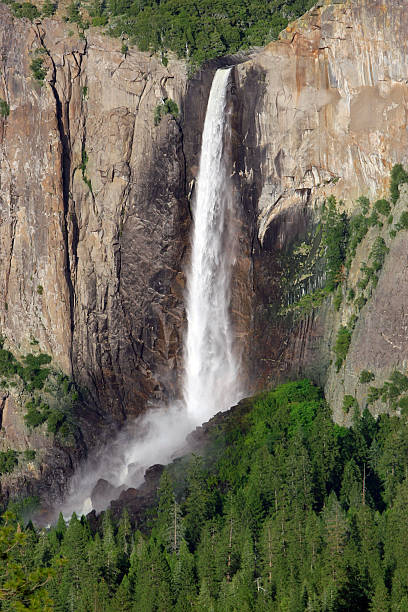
[[58, 68, 241, 519], [184, 67, 241, 423]]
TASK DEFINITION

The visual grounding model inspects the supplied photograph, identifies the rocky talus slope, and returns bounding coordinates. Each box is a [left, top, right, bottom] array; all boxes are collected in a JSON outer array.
[[1, 0, 408, 504]]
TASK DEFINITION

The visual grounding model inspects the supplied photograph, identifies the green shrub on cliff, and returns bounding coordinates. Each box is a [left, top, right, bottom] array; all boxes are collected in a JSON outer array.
[[334, 325, 352, 371], [41, 0, 56, 16], [10, 1, 40, 20], [346, 211, 369, 264], [359, 370, 375, 384], [375, 199, 391, 216], [154, 98, 179, 126], [0, 99, 10, 118], [79, 148, 93, 192], [390, 163, 408, 204], [369, 236, 389, 272], [396, 210, 408, 231], [30, 54, 47, 84], [0, 348, 19, 379], [342, 394, 358, 414], [0, 450, 18, 475], [65, 0, 81, 23], [322, 196, 349, 290], [366, 371, 408, 409]]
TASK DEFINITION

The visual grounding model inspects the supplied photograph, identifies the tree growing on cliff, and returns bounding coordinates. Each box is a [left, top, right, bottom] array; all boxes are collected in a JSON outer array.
[[322, 196, 349, 291], [390, 164, 408, 204]]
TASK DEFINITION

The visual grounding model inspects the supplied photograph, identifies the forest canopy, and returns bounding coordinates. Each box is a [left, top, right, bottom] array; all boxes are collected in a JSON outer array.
[[2, 379, 408, 610], [82, 0, 315, 68]]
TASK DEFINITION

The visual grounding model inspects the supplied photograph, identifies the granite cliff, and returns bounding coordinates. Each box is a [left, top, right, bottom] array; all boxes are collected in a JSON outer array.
[[1, 0, 408, 505]]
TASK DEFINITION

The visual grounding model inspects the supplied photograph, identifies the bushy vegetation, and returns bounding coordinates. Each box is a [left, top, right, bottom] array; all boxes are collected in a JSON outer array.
[[366, 370, 408, 409], [41, 0, 56, 16], [334, 325, 352, 371], [359, 370, 375, 384], [0, 450, 18, 475], [24, 372, 79, 440], [79, 147, 92, 191], [342, 394, 358, 414], [30, 52, 47, 84], [3, 379, 408, 609], [374, 198, 391, 217], [154, 98, 179, 126], [390, 163, 408, 204], [321, 196, 349, 291], [346, 210, 370, 265], [0, 338, 78, 441], [0, 99, 10, 118], [10, 0, 40, 19], [0, 345, 51, 391], [396, 210, 408, 231], [0, 448, 36, 475], [5, 0, 316, 68], [105, 0, 316, 70]]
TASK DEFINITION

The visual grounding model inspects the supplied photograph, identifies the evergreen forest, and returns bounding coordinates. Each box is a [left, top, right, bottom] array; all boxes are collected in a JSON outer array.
[[103, 0, 316, 68], [2, 379, 408, 611], [3, 0, 316, 69]]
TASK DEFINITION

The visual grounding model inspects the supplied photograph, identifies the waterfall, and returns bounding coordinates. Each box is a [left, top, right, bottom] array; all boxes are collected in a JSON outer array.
[[184, 67, 241, 423], [57, 67, 241, 520]]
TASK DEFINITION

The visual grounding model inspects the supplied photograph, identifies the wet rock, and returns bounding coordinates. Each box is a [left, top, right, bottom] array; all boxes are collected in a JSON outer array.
[[91, 478, 124, 513]]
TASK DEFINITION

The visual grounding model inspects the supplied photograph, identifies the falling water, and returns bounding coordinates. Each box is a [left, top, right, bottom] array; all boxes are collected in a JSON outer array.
[[57, 67, 241, 520], [184, 67, 241, 423]]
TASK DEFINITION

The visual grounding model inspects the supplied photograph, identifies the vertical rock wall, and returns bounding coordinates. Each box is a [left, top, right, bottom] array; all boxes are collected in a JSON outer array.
[[235, 0, 408, 393], [0, 9, 191, 426]]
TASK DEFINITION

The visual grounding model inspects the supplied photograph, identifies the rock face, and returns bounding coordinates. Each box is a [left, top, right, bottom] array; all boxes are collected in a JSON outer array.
[[2, 0, 408, 504], [0, 9, 191, 423], [234, 0, 408, 394], [0, 7, 195, 503]]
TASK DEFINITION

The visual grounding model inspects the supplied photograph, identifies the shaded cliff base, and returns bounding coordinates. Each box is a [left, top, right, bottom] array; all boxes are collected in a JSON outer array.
[[257, 174, 408, 425]]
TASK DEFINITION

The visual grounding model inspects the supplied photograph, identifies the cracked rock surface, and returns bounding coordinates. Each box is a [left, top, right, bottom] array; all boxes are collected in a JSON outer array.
[[0, 9, 189, 425]]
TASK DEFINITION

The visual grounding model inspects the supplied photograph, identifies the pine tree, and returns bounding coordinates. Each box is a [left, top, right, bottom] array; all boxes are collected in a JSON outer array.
[[133, 538, 173, 611], [102, 510, 119, 586], [184, 456, 211, 548], [215, 494, 243, 584], [321, 493, 348, 607], [233, 529, 256, 611], [195, 578, 216, 610], [118, 508, 132, 556], [196, 520, 221, 598], [384, 477, 408, 609], [340, 458, 362, 510], [173, 540, 196, 611], [157, 470, 185, 554], [110, 575, 133, 611], [58, 512, 90, 611], [48, 513, 66, 555], [370, 578, 390, 612], [0, 511, 54, 611]]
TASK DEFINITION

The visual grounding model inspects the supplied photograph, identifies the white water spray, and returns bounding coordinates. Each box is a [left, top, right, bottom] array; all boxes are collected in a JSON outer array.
[[184, 67, 240, 422], [58, 67, 241, 519]]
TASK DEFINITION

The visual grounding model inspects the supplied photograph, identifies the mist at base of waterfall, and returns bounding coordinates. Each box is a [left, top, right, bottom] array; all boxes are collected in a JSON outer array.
[[60, 401, 195, 519]]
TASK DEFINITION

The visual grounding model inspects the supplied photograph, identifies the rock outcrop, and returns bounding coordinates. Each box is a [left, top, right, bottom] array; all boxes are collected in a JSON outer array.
[[0, 8, 191, 423], [235, 0, 408, 396]]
